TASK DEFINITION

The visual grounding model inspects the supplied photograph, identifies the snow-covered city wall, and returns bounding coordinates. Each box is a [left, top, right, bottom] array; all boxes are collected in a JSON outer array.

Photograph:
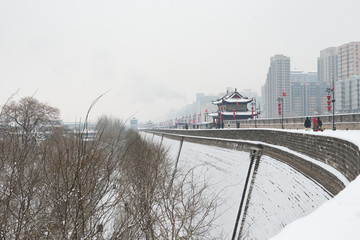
[[148, 129, 360, 195], [146, 133, 333, 239], [231, 113, 360, 130], [172, 113, 360, 130]]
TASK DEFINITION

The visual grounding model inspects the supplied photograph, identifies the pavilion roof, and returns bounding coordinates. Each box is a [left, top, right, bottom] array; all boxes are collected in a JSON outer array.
[[213, 89, 253, 105]]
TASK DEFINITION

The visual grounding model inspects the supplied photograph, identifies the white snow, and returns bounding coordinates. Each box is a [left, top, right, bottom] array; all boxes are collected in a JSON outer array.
[[157, 131, 350, 186], [146, 129, 360, 239], [269, 175, 360, 240], [263, 129, 360, 240], [257, 141, 350, 186], [259, 128, 360, 150], [213, 98, 252, 105], [242, 155, 331, 239], [146, 133, 332, 239]]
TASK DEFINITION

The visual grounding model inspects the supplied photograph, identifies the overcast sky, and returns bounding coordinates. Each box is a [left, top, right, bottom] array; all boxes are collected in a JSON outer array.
[[1, 0, 359, 123]]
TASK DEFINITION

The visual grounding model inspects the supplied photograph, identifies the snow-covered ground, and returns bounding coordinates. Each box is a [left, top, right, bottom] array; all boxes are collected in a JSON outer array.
[[269, 174, 360, 240], [146, 133, 332, 239]]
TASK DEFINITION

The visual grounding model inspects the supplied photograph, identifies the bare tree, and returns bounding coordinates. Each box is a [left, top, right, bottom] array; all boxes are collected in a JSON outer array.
[[40, 115, 130, 239], [1, 96, 60, 137], [112, 135, 222, 240], [0, 96, 60, 239], [0, 96, 222, 239]]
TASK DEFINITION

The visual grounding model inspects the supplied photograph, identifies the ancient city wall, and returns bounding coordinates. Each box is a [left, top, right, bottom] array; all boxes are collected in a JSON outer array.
[[175, 113, 360, 130], [148, 129, 360, 195], [235, 113, 360, 130]]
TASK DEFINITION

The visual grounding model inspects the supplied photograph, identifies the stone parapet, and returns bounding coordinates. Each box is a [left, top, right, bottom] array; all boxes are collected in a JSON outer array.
[[173, 113, 360, 130]]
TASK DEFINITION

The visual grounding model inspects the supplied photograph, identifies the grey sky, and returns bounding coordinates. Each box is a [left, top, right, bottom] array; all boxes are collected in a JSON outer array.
[[1, 0, 359, 122]]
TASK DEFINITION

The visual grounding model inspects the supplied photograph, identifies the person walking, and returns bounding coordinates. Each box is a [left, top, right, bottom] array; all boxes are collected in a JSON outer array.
[[312, 118, 318, 132], [317, 117, 323, 131], [304, 117, 311, 130]]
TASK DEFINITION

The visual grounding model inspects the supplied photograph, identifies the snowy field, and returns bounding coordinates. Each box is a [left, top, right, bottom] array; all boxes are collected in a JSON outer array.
[[144, 133, 332, 239]]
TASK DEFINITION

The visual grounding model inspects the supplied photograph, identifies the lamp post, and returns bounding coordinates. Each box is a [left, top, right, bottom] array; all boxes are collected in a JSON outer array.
[[326, 83, 336, 131], [251, 101, 259, 128], [251, 102, 255, 127], [204, 109, 208, 129], [277, 97, 284, 129]]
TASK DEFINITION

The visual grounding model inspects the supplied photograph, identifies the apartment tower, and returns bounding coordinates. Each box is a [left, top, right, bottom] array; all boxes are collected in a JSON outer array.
[[317, 47, 338, 83], [264, 55, 291, 118], [336, 41, 360, 113], [338, 42, 360, 80]]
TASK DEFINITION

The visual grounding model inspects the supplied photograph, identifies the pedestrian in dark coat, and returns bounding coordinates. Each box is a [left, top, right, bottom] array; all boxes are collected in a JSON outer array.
[[317, 117, 323, 131], [304, 117, 311, 130]]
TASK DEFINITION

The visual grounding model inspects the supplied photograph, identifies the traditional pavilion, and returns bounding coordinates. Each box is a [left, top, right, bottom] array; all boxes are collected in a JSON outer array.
[[209, 88, 253, 126]]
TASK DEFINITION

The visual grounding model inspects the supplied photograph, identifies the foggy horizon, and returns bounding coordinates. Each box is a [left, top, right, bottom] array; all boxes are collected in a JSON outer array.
[[1, 0, 360, 123]]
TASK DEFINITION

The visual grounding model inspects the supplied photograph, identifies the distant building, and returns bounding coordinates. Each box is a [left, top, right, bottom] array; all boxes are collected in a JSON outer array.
[[317, 47, 338, 83], [170, 92, 218, 125], [335, 75, 360, 113], [291, 70, 317, 83], [335, 41, 360, 113], [209, 88, 253, 127], [144, 120, 153, 129], [195, 93, 218, 121], [290, 71, 328, 116], [130, 117, 138, 129], [338, 42, 360, 80], [264, 55, 291, 118]]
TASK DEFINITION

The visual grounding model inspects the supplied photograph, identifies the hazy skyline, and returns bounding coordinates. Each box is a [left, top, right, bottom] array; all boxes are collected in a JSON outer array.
[[1, 0, 360, 123]]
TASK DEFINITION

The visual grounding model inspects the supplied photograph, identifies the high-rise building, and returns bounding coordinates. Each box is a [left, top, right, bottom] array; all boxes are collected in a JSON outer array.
[[291, 71, 328, 116], [335, 75, 360, 113], [335, 41, 360, 113], [317, 47, 338, 83], [264, 55, 291, 118], [291, 70, 317, 83], [338, 42, 360, 80]]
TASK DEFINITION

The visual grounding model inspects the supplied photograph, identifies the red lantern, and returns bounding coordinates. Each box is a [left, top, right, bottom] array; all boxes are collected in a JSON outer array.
[[278, 111, 281, 115], [327, 95, 332, 111]]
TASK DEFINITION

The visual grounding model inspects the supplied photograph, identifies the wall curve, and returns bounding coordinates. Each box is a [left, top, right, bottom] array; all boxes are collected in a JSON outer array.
[[148, 129, 360, 195]]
